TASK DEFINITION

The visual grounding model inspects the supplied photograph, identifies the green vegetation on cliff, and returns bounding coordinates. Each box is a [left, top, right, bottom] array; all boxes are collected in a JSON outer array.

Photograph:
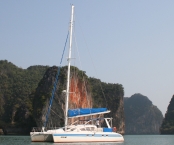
[[89, 78, 124, 109], [0, 60, 49, 131], [124, 93, 163, 134], [160, 95, 174, 134]]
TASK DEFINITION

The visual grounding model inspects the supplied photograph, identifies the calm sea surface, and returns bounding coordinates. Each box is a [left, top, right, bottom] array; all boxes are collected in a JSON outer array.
[[0, 135, 174, 145]]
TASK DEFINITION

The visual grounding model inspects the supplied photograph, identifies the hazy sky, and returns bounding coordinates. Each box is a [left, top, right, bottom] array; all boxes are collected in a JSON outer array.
[[1, 1, 174, 115]]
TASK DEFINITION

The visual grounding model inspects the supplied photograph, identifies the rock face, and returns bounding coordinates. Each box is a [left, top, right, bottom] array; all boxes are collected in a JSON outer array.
[[32, 66, 93, 127], [32, 66, 125, 134], [69, 72, 92, 109], [112, 95, 125, 134], [124, 93, 163, 134], [160, 95, 174, 134]]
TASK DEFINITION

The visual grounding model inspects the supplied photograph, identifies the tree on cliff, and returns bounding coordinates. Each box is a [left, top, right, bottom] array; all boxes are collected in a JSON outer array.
[[160, 95, 174, 134]]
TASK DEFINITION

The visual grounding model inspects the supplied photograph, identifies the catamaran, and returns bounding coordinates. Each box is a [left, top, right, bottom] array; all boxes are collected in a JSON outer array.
[[52, 5, 124, 143], [30, 5, 124, 143]]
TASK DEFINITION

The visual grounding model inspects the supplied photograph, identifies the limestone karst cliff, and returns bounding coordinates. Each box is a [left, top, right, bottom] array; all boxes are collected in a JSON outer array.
[[0, 60, 125, 134], [160, 95, 174, 134], [124, 93, 163, 134], [32, 66, 92, 127], [32, 66, 125, 134]]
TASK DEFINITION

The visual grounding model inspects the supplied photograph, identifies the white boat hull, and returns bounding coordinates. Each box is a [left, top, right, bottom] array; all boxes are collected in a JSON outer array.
[[53, 132, 124, 143], [30, 132, 53, 142]]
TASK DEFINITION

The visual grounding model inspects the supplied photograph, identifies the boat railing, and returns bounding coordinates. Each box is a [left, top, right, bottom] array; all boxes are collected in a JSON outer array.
[[31, 127, 61, 132], [70, 120, 79, 125]]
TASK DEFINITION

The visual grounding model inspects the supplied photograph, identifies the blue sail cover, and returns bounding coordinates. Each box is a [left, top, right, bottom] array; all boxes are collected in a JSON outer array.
[[68, 108, 107, 117]]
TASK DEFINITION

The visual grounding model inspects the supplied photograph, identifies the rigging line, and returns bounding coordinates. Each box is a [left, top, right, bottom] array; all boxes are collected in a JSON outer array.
[[73, 17, 91, 108], [73, 16, 82, 108], [50, 108, 64, 119], [75, 14, 108, 108], [72, 25, 78, 108], [73, 21, 82, 108], [43, 31, 69, 127]]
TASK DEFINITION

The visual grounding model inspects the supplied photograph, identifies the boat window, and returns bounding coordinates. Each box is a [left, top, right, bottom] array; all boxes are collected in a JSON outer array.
[[80, 128, 86, 131], [90, 127, 95, 131], [71, 128, 77, 131], [86, 127, 90, 131]]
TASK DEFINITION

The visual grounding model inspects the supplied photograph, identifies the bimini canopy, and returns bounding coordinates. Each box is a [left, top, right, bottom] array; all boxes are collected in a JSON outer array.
[[68, 108, 110, 118]]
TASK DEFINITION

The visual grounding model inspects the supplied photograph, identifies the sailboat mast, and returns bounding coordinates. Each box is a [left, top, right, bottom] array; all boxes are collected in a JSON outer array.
[[65, 5, 74, 131]]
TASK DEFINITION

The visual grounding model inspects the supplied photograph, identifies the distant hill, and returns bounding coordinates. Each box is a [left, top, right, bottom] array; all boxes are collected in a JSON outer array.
[[160, 95, 174, 134], [124, 93, 163, 134]]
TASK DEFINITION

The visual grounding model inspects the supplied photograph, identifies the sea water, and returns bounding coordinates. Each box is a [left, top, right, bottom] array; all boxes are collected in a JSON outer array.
[[0, 135, 174, 145]]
